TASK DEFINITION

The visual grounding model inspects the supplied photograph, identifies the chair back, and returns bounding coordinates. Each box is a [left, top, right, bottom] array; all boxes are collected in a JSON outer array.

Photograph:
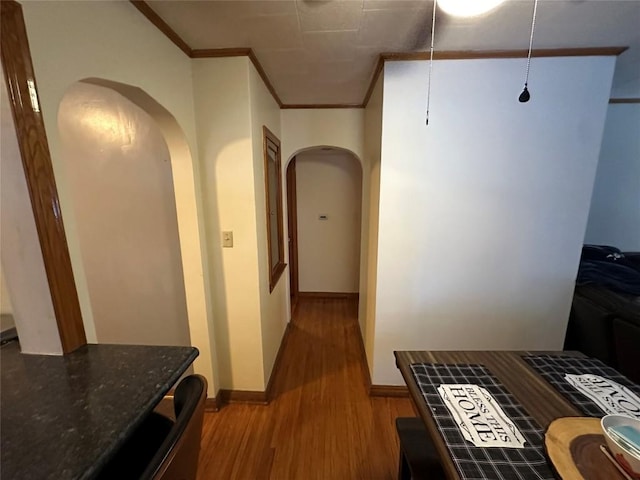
[[142, 374, 207, 480]]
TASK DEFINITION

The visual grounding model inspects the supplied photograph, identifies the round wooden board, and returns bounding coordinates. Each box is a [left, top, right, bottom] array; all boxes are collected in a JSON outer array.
[[545, 417, 624, 480]]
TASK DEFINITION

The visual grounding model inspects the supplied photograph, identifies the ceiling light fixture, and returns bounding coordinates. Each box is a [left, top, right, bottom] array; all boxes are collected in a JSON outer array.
[[519, 0, 539, 103], [438, 0, 506, 17]]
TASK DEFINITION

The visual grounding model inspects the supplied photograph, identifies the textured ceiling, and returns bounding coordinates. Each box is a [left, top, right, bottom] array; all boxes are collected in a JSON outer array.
[[146, 0, 640, 105]]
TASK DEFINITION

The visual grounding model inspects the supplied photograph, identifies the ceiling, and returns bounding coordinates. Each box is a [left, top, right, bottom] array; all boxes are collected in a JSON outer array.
[[146, 0, 640, 105]]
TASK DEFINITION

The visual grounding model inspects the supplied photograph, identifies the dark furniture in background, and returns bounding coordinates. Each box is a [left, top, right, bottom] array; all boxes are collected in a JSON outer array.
[[395, 417, 445, 480], [565, 246, 640, 383]]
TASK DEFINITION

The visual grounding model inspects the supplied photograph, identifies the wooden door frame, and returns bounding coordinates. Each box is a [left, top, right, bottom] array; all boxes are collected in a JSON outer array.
[[1, 0, 86, 352], [286, 158, 299, 304]]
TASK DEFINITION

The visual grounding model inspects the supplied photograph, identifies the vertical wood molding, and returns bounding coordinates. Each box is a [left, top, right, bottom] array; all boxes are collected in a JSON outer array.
[[286, 159, 299, 300], [361, 56, 384, 107], [1, 0, 86, 352], [265, 322, 292, 401]]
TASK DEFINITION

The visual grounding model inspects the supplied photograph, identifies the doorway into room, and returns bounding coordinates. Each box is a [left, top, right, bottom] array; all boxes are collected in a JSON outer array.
[[285, 146, 363, 317]]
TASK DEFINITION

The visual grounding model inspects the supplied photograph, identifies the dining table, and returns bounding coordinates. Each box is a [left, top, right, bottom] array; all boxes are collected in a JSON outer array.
[[393, 350, 637, 480]]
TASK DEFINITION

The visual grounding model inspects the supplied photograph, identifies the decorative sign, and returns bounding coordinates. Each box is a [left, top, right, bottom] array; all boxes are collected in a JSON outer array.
[[438, 384, 527, 448], [565, 374, 640, 418]]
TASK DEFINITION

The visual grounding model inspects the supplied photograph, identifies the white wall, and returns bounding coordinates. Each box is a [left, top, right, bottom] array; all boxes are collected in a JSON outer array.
[[0, 71, 61, 354], [296, 150, 362, 293], [249, 64, 289, 386], [280, 109, 365, 164], [58, 82, 191, 347], [360, 74, 384, 373], [584, 104, 640, 250], [22, 1, 217, 393], [374, 56, 616, 385]]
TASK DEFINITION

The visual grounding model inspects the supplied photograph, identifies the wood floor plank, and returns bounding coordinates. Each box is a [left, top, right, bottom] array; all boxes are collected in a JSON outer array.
[[197, 297, 414, 480]]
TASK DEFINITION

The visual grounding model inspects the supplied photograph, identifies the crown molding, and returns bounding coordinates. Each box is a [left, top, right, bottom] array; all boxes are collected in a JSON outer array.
[[362, 57, 384, 107], [281, 104, 363, 109], [379, 46, 627, 63], [361, 47, 629, 107], [190, 48, 252, 58]]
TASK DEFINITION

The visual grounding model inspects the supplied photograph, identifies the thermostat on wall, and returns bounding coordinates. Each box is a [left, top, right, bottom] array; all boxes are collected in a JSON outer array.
[[318, 214, 328, 221]]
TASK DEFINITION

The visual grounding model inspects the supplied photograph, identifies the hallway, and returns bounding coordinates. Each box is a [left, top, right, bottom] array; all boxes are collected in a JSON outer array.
[[197, 297, 414, 480]]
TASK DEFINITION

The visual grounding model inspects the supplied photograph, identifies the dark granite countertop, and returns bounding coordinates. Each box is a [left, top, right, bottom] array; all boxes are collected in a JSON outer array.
[[1, 341, 198, 480]]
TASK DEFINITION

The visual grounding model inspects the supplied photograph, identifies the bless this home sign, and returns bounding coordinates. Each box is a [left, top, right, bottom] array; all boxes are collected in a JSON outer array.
[[437, 385, 527, 449]]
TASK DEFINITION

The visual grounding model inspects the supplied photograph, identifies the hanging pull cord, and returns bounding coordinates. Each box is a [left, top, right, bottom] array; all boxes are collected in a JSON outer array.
[[519, 0, 538, 103], [426, 0, 437, 124]]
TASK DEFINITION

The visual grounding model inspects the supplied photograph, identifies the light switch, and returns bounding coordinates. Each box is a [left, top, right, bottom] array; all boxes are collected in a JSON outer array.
[[222, 231, 233, 248]]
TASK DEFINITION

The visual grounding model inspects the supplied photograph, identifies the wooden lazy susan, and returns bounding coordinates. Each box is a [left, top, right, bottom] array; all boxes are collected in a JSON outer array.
[[545, 417, 633, 480]]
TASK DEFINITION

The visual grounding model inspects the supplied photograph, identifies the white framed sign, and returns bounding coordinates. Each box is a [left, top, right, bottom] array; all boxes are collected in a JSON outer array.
[[438, 384, 527, 448], [565, 374, 640, 418]]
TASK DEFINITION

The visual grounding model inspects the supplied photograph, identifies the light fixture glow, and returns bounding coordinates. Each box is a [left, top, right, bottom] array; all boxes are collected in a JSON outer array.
[[438, 0, 507, 17]]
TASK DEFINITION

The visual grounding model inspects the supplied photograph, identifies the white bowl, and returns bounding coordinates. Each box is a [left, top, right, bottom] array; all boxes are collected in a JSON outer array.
[[601, 414, 640, 479]]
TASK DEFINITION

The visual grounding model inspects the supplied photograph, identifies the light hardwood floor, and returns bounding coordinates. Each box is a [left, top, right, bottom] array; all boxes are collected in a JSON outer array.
[[197, 297, 415, 480]]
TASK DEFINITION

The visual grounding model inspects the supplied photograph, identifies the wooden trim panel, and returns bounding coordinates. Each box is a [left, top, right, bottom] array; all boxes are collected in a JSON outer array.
[[298, 292, 359, 300], [356, 324, 372, 389], [369, 385, 409, 397], [190, 47, 252, 58], [265, 322, 292, 401], [1, 0, 86, 353], [609, 98, 640, 104], [362, 57, 384, 108], [129, 1, 192, 57], [219, 389, 269, 405], [205, 393, 223, 412], [380, 47, 628, 62], [280, 104, 363, 109]]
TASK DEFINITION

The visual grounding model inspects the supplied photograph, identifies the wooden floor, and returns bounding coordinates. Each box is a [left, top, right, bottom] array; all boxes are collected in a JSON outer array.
[[197, 297, 415, 480]]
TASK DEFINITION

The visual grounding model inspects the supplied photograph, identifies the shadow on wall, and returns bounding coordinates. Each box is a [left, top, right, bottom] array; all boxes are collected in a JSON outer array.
[[57, 78, 203, 349]]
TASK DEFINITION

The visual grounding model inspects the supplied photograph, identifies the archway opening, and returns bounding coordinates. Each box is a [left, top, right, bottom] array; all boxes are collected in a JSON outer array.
[[286, 146, 363, 313], [57, 80, 191, 346]]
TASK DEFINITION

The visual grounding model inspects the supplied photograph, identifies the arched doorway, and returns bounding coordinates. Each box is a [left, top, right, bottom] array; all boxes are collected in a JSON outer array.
[[58, 81, 191, 346], [286, 146, 363, 311]]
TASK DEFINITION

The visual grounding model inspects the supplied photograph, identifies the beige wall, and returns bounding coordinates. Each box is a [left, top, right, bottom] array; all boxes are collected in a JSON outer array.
[[296, 150, 362, 293], [280, 109, 365, 164], [21, 1, 217, 392], [58, 82, 191, 347], [0, 268, 13, 317], [0, 70, 61, 354], [192, 57, 266, 390], [249, 65, 290, 385], [360, 74, 384, 374], [191, 57, 289, 390]]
